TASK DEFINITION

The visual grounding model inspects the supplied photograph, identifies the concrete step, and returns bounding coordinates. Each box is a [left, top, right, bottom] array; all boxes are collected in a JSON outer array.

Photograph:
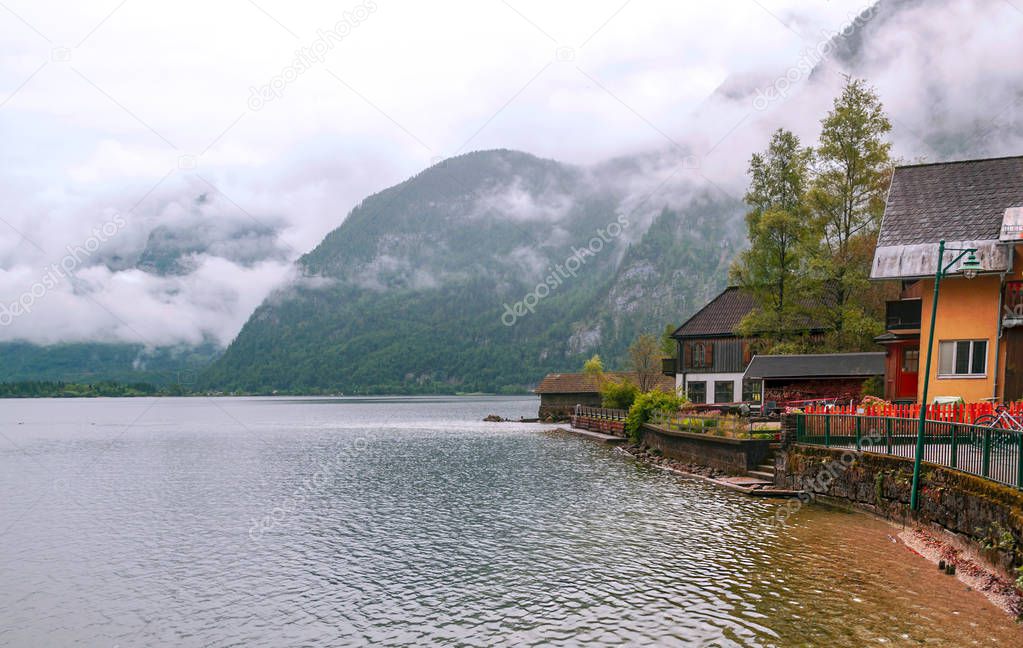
[[756, 464, 775, 472], [748, 469, 775, 480], [748, 487, 804, 498]]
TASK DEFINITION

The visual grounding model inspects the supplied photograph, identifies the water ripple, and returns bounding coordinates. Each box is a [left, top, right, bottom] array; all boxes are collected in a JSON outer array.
[[0, 397, 1020, 646]]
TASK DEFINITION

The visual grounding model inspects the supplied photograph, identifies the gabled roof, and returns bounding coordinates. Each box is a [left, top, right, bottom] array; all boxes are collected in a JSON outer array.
[[671, 286, 756, 338], [743, 352, 885, 380], [872, 155, 1023, 279], [534, 372, 675, 394], [878, 155, 1023, 246], [671, 286, 829, 339]]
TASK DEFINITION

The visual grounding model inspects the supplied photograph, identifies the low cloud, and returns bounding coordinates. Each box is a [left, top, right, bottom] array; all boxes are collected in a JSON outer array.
[[2, 0, 1021, 349], [470, 178, 576, 223]]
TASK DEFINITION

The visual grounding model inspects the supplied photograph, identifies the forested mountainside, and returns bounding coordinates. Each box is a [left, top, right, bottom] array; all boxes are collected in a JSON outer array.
[[203, 150, 742, 393], [0, 341, 220, 386]]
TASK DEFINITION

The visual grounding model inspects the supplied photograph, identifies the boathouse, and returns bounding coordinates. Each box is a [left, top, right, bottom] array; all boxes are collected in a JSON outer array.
[[534, 372, 674, 420]]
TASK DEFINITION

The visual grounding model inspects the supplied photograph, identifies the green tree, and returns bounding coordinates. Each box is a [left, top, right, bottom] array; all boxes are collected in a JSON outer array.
[[732, 128, 814, 347], [661, 323, 677, 359], [625, 389, 688, 442], [601, 378, 639, 410], [807, 77, 894, 349], [582, 354, 604, 377], [628, 334, 662, 392]]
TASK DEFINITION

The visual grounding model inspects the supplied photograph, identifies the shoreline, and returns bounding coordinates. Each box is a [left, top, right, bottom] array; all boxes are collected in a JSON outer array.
[[900, 525, 1023, 618], [0, 392, 537, 400], [795, 489, 1023, 619], [563, 424, 1023, 621], [554, 426, 801, 497]]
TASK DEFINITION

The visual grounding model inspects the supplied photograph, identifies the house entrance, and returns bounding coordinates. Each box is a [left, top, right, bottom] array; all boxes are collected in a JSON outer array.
[[1003, 328, 1023, 401], [895, 344, 919, 401]]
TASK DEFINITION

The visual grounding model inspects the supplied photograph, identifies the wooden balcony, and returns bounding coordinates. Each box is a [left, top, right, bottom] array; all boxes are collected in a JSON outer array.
[[885, 299, 921, 331], [1004, 281, 1023, 327], [662, 357, 677, 376]]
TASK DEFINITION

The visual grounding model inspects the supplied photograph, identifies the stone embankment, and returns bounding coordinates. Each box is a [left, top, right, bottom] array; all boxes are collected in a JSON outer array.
[[775, 414, 1023, 617]]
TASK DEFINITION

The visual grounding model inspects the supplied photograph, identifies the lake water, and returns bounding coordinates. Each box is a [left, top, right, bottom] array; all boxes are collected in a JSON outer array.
[[0, 395, 1020, 647]]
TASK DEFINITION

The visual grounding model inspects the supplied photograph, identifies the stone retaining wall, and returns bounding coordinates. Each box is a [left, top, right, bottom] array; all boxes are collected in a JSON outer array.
[[538, 394, 600, 420], [639, 424, 771, 474], [777, 415, 1023, 577]]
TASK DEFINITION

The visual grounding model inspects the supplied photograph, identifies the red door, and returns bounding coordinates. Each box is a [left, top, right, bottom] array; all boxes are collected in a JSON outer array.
[[896, 345, 919, 401]]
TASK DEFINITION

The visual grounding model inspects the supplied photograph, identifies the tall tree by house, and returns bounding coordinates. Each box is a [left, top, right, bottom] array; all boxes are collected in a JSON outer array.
[[731, 128, 814, 347], [734, 77, 895, 353], [808, 77, 895, 350], [629, 334, 662, 392]]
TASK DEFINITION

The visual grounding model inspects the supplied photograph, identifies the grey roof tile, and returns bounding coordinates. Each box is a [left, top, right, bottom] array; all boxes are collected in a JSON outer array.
[[743, 352, 885, 380], [879, 155, 1023, 246]]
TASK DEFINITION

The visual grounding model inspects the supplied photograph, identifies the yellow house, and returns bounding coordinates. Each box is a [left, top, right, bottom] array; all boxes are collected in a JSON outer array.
[[872, 155, 1023, 404]]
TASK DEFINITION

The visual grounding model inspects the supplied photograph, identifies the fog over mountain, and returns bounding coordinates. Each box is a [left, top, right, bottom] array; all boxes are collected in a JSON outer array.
[[2, 0, 1022, 386]]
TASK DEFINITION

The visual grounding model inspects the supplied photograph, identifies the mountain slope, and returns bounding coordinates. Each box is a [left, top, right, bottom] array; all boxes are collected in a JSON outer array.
[[0, 341, 221, 386], [202, 150, 742, 393]]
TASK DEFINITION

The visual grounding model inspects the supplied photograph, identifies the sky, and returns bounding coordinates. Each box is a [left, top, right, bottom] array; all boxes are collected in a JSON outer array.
[[1, 0, 1021, 347]]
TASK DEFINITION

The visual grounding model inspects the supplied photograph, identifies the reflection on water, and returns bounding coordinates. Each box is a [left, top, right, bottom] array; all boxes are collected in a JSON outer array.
[[0, 396, 1018, 647]]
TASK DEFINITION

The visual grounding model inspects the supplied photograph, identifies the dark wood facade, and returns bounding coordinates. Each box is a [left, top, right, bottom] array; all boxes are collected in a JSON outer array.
[[678, 338, 753, 374]]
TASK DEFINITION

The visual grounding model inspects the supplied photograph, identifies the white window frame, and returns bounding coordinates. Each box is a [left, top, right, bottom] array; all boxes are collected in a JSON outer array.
[[937, 339, 987, 378]]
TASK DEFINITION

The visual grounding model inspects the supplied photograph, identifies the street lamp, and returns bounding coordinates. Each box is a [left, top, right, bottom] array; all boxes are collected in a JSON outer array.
[[911, 239, 980, 510]]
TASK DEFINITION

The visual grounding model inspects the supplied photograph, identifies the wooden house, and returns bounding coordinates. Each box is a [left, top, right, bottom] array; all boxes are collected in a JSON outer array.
[[666, 287, 761, 405]]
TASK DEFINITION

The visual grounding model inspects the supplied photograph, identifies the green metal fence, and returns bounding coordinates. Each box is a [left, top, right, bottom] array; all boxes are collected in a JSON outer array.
[[796, 413, 1023, 489]]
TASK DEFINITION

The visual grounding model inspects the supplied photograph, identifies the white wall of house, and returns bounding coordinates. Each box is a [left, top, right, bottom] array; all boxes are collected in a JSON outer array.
[[674, 372, 745, 404]]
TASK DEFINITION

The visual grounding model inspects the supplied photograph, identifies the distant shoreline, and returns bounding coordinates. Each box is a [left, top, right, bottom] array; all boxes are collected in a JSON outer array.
[[0, 382, 534, 399]]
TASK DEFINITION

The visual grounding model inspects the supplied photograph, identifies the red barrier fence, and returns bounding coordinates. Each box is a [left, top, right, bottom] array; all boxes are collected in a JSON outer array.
[[803, 401, 1023, 424]]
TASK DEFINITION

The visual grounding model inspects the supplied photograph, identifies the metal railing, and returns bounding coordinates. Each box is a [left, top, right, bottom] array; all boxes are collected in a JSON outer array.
[[573, 405, 627, 421], [796, 413, 1023, 489]]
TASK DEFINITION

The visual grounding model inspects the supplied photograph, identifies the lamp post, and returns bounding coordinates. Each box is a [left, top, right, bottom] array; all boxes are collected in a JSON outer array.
[[911, 239, 982, 510]]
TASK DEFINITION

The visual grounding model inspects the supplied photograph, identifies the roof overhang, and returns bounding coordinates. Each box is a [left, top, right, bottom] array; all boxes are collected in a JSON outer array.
[[743, 353, 886, 381], [870, 240, 1010, 280], [671, 332, 740, 340], [873, 332, 920, 344]]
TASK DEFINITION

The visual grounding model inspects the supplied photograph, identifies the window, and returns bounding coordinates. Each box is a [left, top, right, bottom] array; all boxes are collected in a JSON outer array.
[[742, 341, 754, 366], [685, 341, 714, 369], [937, 340, 987, 377], [692, 342, 705, 366], [742, 380, 761, 402], [687, 381, 707, 404], [714, 381, 734, 404], [901, 347, 919, 373]]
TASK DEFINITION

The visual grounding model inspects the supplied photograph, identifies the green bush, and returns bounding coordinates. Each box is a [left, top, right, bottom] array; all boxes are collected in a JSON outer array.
[[861, 376, 883, 398], [601, 378, 639, 410], [625, 389, 688, 442]]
